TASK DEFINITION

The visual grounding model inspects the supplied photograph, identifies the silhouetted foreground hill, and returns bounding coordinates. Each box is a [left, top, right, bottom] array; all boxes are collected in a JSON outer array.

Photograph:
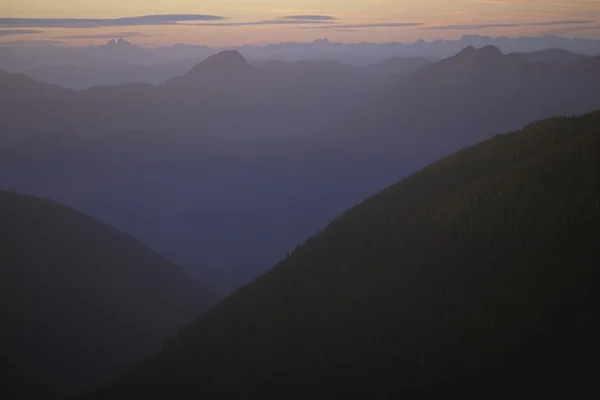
[[93, 111, 599, 399], [0, 191, 211, 399]]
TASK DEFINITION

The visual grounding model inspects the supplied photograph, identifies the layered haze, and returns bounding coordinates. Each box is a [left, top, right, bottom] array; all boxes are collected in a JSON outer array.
[[1, 1, 599, 398]]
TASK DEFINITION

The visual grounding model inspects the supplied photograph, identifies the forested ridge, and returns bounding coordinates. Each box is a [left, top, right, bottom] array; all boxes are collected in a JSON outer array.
[[89, 110, 600, 398], [89, 111, 600, 399], [0, 191, 211, 399]]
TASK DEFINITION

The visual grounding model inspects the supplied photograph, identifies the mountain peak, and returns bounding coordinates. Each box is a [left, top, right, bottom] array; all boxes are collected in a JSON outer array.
[[454, 45, 503, 62], [457, 46, 477, 56], [478, 45, 503, 57], [313, 38, 331, 45], [104, 38, 133, 47], [192, 50, 249, 73]]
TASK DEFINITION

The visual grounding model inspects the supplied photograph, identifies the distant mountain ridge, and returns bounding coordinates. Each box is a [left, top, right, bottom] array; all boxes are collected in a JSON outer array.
[[514, 48, 588, 65], [327, 44, 600, 151], [3, 34, 600, 74]]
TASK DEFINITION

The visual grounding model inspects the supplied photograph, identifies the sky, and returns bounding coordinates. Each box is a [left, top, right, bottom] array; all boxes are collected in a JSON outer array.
[[1, 0, 600, 46]]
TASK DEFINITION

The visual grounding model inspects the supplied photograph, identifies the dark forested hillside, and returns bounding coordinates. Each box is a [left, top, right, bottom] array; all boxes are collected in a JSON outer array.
[[0, 191, 211, 399], [94, 111, 600, 399]]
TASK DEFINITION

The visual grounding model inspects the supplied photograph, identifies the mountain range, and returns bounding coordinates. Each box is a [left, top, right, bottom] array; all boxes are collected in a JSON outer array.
[[2, 34, 600, 74], [1, 49, 415, 144], [0, 190, 212, 399], [0, 35, 598, 90], [1, 45, 600, 295]]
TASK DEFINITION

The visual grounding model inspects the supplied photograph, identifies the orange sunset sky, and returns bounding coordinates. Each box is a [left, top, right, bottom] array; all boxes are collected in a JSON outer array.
[[1, 0, 600, 46]]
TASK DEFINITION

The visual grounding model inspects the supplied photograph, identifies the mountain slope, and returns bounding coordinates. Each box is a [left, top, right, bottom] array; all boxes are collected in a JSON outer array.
[[23, 59, 201, 90], [0, 190, 212, 399], [0, 70, 182, 146], [94, 110, 600, 399], [326, 45, 600, 155], [1, 50, 377, 144], [159, 50, 379, 141], [359, 55, 431, 79], [514, 48, 587, 65]]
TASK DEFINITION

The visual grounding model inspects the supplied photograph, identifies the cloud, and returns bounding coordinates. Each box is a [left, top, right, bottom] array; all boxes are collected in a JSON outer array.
[[425, 20, 595, 30], [426, 23, 519, 30], [553, 24, 600, 33], [0, 15, 225, 29], [56, 32, 160, 39], [298, 22, 424, 30], [0, 39, 64, 46], [194, 19, 335, 27], [283, 15, 337, 21], [0, 29, 43, 36], [335, 22, 424, 29]]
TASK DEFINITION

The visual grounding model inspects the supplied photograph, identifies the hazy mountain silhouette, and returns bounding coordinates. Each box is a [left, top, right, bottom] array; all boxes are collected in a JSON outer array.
[[326, 45, 600, 153], [23, 58, 203, 89], [0, 69, 191, 146], [359, 56, 431, 78], [190, 49, 250, 74], [92, 110, 600, 399], [257, 59, 354, 73], [0, 70, 74, 146], [514, 48, 587, 65], [1, 46, 600, 295], [0, 50, 384, 144], [161, 50, 379, 141], [0, 190, 212, 399], [0, 68, 70, 98], [163, 50, 258, 94], [256, 56, 430, 88], [4, 34, 600, 75], [583, 54, 600, 67], [236, 35, 600, 63]]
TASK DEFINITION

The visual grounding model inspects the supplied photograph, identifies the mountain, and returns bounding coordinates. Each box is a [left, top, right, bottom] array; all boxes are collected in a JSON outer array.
[[256, 56, 429, 86], [0, 70, 74, 146], [161, 50, 377, 141], [188, 49, 251, 75], [23, 58, 203, 90], [3, 35, 600, 75], [1, 50, 379, 144], [2, 45, 600, 297], [238, 35, 600, 64], [92, 110, 599, 399], [359, 56, 431, 79], [583, 54, 600, 67], [0, 69, 186, 146], [515, 48, 588, 65], [0, 190, 212, 399], [0, 68, 71, 98], [328, 45, 600, 153], [257, 59, 353, 73], [164, 50, 258, 95]]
